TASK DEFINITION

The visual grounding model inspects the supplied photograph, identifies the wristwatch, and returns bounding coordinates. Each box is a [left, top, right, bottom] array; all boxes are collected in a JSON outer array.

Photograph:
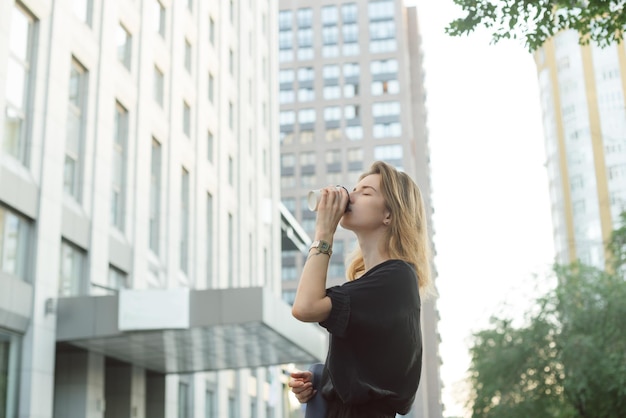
[[309, 240, 332, 256]]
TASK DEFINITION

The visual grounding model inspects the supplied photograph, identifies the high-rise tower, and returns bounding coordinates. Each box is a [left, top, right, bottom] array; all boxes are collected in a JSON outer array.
[[534, 31, 626, 268], [278, 1, 443, 416]]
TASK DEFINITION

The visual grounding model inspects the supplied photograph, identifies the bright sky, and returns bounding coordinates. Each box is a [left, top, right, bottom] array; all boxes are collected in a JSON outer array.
[[410, 1, 557, 416]]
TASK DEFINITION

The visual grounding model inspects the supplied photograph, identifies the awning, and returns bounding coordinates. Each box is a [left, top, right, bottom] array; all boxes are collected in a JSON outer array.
[[56, 287, 327, 374]]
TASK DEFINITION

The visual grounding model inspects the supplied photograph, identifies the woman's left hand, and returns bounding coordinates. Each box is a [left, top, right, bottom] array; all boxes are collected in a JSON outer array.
[[288, 370, 316, 403]]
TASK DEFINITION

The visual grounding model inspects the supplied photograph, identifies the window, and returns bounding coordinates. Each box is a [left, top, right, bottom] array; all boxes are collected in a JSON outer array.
[[342, 3, 358, 22], [4, 4, 35, 165], [228, 156, 234, 185], [298, 87, 315, 102], [154, 0, 165, 37], [179, 168, 190, 275], [279, 89, 294, 103], [371, 59, 398, 74], [321, 6, 338, 25], [344, 105, 359, 120], [345, 125, 363, 140], [208, 72, 214, 102], [228, 214, 234, 286], [73, 0, 93, 25], [228, 102, 234, 130], [65, 58, 87, 201], [279, 69, 294, 83], [373, 122, 402, 138], [343, 23, 358, 43], [281, 153, 295, 168], [111, 102, 128, 231], [178, 382, 190, 418], [323, 65, 340, 80], [297, 67, 314, 82], [372, 80, 399, 95], [282, 198, 295, 213], [343, 63, 360, 77], [370, 38, 396, 53], [299, 151, 316, 166], [324, 107, 341, 121], [206, 193, 214, 287], [282, 290, 296, 305], [207, 131, 214, 162], [297, 28, 313, 47], [183, 101, 191, 137], [117, 24, 132, 69], [229, 0, 234, 24], [279, 30, 292, 49], [372, 101, 400, 117], [298, 109, 316, 124], [299, 130, 314, 144], [343, 42, 360, 56], [326, 149, 342, 164], [0, 332, 20, 417], [108, 265, 129, 291], [59, 240, 86, 297], [205, 389, 216, 418], [301, 174, 316, 188], [279, 111, 295, 126], [370, 20, 395, 40], [297, 8, 312, 27], [344, 83, 359, 97], [153, 66, 164, 107], [374, 144, 403, 160], [184, 38, 192, 73], [347, 148, 363, 162], [149, 139, 161, 254], [368, 0, 395, 20], [279, 10, 292, 29], [322, 26, 338, 45], [323, 85, 341, 100], [250, 397, 257, 418], [229, 49, 234, 74], [187, 0, 193, 12], [209, 17, 215, 44], [0, 205, 30, 281]]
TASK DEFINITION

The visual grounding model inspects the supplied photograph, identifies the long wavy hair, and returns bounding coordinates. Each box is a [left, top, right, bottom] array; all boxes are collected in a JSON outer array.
[[346, 161, 435, 298]]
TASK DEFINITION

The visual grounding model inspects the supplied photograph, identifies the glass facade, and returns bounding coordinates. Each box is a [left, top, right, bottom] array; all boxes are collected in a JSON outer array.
[[0, 205, 30, 282], [0, 331, 19, 418]]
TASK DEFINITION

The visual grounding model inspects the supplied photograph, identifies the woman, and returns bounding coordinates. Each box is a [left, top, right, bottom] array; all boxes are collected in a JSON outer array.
[[289, 161, 434, 418]]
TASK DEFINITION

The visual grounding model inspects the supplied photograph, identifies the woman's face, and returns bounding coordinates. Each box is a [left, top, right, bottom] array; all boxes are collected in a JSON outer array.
[[340, 174, 390, 232]]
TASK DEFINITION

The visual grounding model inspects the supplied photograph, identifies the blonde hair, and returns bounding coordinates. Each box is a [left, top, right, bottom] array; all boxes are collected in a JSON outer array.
[[346, 161, 435, 298]]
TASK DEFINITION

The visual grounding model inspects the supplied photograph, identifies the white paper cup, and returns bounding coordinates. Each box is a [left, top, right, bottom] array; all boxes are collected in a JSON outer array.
[[307, 186, 347, 211]]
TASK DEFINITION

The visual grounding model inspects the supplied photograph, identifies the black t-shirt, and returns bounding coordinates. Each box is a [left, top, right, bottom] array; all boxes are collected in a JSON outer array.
[[319, 259, 422, 416]]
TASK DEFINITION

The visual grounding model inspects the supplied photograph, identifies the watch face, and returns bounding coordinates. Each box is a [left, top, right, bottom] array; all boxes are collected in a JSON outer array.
[[320, 241, 331, 251]]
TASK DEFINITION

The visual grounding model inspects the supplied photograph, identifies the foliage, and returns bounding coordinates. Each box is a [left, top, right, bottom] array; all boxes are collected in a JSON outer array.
[[467, 216, 626, 417], [446, 0, 626, 52]]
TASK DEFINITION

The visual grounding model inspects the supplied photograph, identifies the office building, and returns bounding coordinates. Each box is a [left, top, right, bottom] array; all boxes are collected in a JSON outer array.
[[0, 0, 326, 417], [277, 1, 443, 416], [534, 31, 626, 268]]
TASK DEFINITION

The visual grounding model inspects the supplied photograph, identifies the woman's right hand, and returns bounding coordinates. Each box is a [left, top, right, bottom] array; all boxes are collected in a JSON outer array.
[[315, 186, 350, 239], [289, 370, 316, 403]]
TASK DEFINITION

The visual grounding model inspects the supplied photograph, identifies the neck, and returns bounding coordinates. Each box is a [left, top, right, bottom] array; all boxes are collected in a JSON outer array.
[[355, 230, 390, 273]]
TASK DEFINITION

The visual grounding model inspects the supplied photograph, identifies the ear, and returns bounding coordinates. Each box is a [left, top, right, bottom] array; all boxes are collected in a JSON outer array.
[[383, 211, 391, 226]]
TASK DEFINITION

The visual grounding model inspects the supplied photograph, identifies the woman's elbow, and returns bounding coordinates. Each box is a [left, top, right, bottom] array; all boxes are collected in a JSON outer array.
[[291, 304, 317, 322]]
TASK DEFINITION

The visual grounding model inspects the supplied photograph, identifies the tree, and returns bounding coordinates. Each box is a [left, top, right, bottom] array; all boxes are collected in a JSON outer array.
[[467, 218, 626, 417], [446, 0, 626, 52]]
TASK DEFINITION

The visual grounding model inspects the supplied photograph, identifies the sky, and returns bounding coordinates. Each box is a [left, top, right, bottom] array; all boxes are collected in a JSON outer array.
[[410, 1, 557, 416]]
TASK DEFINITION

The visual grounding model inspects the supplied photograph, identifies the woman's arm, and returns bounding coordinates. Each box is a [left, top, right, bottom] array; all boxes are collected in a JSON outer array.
[[291, 247, 333, 322], [291, 186, 348, 322]]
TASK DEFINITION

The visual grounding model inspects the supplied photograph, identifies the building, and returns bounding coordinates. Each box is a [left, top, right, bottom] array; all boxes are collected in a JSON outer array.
[[277, 1, 443, 416], [0, 0, 327, 417], [534, 30, 626, 268]]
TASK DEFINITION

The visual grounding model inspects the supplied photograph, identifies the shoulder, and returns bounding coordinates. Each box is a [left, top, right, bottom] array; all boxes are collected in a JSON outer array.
[[371, 259, 417, 279]]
